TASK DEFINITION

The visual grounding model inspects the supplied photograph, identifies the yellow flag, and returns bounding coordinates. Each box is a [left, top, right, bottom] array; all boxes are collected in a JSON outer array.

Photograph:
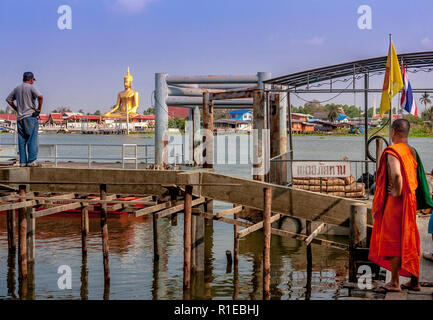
[[379, 40, 403, 116]]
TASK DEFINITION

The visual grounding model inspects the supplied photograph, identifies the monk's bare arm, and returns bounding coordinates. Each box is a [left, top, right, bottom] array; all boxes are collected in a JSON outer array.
[[387, 154, 403, 197]]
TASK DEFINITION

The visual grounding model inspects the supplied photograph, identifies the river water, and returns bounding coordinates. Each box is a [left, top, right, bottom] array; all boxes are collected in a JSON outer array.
[[0, 134, 431, 300]]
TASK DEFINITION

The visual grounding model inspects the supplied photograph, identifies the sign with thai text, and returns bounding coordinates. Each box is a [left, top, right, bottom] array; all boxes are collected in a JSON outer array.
[[292, 161, 351, 178]]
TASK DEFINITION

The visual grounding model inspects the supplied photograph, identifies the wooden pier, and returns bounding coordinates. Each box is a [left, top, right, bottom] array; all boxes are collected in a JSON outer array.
[[0, 166, 431, 299]]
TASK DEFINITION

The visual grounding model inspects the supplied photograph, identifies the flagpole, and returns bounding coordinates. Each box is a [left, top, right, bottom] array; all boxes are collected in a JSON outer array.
[[389, 34, 393, 145]]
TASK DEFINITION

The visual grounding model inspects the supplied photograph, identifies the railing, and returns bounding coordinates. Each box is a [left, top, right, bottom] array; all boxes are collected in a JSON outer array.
[[270, 157, 376, 199], [0, 142, 185, 168]]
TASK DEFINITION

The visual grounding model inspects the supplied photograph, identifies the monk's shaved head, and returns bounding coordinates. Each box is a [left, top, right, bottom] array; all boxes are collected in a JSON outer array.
[[392, 118, 410, 137]]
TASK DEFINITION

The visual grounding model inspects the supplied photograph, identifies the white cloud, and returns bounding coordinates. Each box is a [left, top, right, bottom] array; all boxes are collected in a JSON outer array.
[[111, 0, 155, 13], [306, 36, 325, 46], [421, 37, 433, 47]]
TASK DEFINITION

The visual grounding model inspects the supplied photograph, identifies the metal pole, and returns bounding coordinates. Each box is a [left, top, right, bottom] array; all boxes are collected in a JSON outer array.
[[389, 34, 393, 145], [364, 74, 369, 175], [188, 108, 194, 163], [193, 106, 201, 166], [155, 73, 168, 166], [287, 91, 294, 184], [257, 72, 272, 90]]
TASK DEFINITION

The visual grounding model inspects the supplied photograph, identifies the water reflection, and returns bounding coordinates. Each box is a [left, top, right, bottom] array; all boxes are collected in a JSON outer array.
[[80, 257, 88, 300], [7, 251, 16, 298], [1, 204, 349, 300]]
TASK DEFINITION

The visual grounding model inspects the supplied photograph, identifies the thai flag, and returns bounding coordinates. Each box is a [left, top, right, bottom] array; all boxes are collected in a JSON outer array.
[[400, 63, 418, 117]]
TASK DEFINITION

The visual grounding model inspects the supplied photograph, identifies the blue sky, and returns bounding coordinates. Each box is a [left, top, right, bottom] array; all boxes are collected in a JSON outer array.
[[1, 0, 433, 113]]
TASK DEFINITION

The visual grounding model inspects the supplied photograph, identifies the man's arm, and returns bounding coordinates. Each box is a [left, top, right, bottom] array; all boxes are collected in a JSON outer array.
[[5, 90, 18, 113], [37, 95, 43, 112], [387, 154, 403, 197]]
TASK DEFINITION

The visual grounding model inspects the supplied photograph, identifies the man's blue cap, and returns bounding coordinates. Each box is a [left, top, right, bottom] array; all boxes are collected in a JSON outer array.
[[23, 72, 36, 81]]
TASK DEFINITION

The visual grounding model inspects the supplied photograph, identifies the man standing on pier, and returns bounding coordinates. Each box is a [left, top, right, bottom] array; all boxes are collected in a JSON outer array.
[[5, 72, 43, 167], [369, 119, 421, 292]]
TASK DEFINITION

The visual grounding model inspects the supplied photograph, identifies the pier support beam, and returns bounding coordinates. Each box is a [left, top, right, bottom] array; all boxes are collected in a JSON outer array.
[[269, 90, 287, 184], [18, 185, 27, 279], [193, 105, 201, 166], [306, 220, 312, 300], [349, 204, 368, 283], [155, 73, 168, 167], [253, 90, 267, 181], [187, 108, 194, 163], [183, 185, 193, 292], [7, 209, 16, 253], [233, 205, 240, 270], [263, 187, 272, 300], [100, 184, 110, 283], [202, 92, 214, 169]]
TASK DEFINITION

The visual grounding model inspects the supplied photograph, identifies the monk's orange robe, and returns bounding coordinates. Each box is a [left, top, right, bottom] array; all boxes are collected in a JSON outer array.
[[368, 143, 420, 278]]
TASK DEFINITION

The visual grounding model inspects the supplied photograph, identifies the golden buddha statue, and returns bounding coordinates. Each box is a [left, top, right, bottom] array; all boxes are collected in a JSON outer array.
[[105, 67, 139, 118]]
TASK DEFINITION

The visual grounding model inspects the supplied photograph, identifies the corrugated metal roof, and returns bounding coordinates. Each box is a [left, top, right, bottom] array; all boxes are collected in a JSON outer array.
[[264, 51, 433, 88]]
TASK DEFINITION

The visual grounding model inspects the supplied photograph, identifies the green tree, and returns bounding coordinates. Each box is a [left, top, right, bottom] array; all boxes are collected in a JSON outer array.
[[421, 106, 433, 128], [327, 105, 339, 122], [419, 92, 431, 111], [94, 110, 101, 115], [145, 107, 155, 114]]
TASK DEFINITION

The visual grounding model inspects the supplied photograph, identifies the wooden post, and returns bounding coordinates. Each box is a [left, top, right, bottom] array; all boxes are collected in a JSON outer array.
[[18, 185, 27, 279], [7, 209, 16, 253], [81, 202, 89, 257], [204, 198, 213, 227], [183, 185, 193, 291], [263, 187, 272, 300], [376, 138, 384, 172], [100, 184, 110, 283], [349, 204, 368, 282], [233, 204, 240, 270], [306, 220, 312, 300]]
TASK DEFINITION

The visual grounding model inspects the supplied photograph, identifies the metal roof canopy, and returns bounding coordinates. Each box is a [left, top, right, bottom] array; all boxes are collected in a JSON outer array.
[[264, 51, 433, 89]]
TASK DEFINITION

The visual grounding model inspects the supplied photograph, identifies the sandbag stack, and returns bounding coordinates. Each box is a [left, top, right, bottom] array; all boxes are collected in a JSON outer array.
[[292, 175, 365, 198]]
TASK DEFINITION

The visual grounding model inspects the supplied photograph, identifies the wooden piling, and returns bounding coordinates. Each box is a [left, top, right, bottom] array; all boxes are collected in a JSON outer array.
[[183, 185, 193, 291], [18, 185, 27, 279], [306, 220, 312, 300], [263, 187, 272, 300], [226, 250, 233, 265], [100, 184, 110, 283], [349, 204, 368, 282], [6, 209, 16, 253], [81, 203, 89, 257], [233, 207, 239, 270]]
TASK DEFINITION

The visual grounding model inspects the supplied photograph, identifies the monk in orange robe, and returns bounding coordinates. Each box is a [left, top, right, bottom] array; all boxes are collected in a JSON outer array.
[[369, 119, 421, 292]]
